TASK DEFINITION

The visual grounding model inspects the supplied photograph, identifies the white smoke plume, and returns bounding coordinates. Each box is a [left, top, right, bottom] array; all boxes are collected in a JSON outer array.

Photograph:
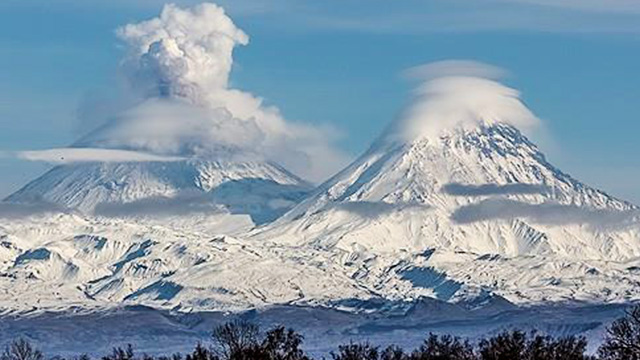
[[16, 3, 347, 183], [396, 60, 540, 142], [117, 3, 248, 102], [101, 3, 348, 182], [75, 99, 265, 158]]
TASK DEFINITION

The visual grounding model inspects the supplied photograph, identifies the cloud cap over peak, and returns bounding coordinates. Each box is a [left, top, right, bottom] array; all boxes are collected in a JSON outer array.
[[403, 60, 508, 82], [393, 60, 540, 142]]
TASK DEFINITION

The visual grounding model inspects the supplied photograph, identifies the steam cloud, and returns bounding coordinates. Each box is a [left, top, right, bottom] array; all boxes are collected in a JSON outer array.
[[107, 3, 347, 182], [117, 4, 248, 101], [396, 60, 540, 142], [18, 3, 349, 182]]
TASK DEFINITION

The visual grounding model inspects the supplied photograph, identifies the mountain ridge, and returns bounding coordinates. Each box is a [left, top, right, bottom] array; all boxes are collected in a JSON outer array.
[[5, 158, 312, 228], [1, 114, 639, 323]]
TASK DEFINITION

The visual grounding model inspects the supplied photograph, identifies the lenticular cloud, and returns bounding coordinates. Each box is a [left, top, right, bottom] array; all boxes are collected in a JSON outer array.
[[397, 60, 540, 142], [22, 3, 349, 183]]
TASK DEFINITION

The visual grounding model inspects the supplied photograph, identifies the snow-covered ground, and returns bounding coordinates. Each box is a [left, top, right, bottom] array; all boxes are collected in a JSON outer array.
[[2, 119, 640, 353], [2, 2, 637, 354]]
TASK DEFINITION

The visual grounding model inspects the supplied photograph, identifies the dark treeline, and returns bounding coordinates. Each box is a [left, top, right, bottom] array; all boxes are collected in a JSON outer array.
[[3, 306, 640, 360]]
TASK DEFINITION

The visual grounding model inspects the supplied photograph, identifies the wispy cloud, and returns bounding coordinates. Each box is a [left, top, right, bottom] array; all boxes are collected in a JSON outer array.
[[329, 201, 430, 219], [403, 61, 508, 82], [34, 0, 640, 16], [0, 0, 298, 16], [451, 198, 640, 230], [6, 0, 639, 34], [93, 192, 222, 218], [442, 183, 550, 197], [290, 0, 640, 34], [500, 0, 640, 14], [0, 201, 69, 219]]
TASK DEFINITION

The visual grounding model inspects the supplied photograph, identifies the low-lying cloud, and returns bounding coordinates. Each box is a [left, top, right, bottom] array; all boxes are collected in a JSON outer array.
[[74, 99, 266, 159], [442, 183, 551, 197], [0, 201, 69, 219], [330, 201, 430, 219], [451, 198, 639, 229], [93, 178, 306, 224], [15, 147, 184, 164], [93, 192, 223, 218]]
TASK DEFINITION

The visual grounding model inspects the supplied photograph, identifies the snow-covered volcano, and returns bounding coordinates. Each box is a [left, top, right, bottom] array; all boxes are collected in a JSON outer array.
[[251, 119, 640, 304], [5, 73, 640, 311], [2, 63, 640, 352], [6, 158, 311, 227], [250, 73, 640, 305], [262, 122, 635, 252]]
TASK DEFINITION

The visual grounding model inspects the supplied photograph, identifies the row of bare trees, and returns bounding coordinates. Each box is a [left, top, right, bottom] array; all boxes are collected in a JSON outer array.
[[3, 306, 640, 360]]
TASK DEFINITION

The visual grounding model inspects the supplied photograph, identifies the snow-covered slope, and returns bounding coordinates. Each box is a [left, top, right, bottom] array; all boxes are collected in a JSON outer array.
[[2, 122, 640, 312], [0, 212, 372, 313], [252, 122, 640, 304], [2, 74, 640, 352], [6, 159, 311, 229]]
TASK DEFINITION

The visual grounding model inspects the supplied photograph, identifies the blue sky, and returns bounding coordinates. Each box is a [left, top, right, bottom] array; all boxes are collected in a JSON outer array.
[[1, 0, 640, 202]]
